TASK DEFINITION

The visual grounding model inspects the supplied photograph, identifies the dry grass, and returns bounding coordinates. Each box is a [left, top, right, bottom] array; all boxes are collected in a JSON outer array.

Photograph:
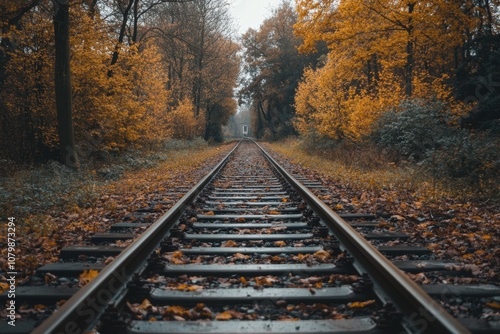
[[264, 138, 470, 203]]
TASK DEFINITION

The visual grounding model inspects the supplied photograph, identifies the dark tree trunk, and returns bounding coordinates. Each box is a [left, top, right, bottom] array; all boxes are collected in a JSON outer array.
[[108, 0, 134, 77], [53, 0, 79, 168], [405, 3, 415, 97]]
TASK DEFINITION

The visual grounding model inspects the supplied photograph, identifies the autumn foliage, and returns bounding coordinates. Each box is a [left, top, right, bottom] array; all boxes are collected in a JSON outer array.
[[293, 0, 498, 140], [0, 0, 240, 165]]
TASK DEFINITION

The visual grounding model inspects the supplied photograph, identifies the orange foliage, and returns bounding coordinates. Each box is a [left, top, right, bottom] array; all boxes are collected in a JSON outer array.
[[294, 0, 475, 141], [165, 99, 203, 140]]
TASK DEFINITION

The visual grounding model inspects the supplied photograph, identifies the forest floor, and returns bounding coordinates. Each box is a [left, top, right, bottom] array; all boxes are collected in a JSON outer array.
[[264, 140, 500, 286], [0, 140, 235, 286]]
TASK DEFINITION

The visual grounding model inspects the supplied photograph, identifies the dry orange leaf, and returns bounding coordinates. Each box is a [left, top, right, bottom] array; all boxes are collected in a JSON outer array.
[[255, 276, 277, 286], [34, 304, 46, 310], [274, 240, 286, 247], [215, 311, 233, 320], [268, 210, 281, 215], [486, 302, 500, 309], [222, 240, 238, 247], [215, 310, 244, 320], [271, 255, 285, 263], [138, 299, 153, 311], [206, 211, 215, 216], [313, 250, 331, 262], [79, 269, 99, 286], [177, 284, 203, 291], [164, 305, 187, 316], [240, 276, 248, 285], [0, 282, 10, 294], [233, 253, 250, 260], [348, 300, 376, 309]]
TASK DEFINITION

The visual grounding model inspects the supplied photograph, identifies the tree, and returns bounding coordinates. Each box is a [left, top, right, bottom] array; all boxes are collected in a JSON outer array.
[[151, 0, 239, 141], [240, 1, 323, 140], [293, 0, 489, 141], [53, 0, 79, 168]]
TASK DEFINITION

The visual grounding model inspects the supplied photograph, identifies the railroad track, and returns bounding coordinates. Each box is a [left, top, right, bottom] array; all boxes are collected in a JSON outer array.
[[2, 139, 499, 333]]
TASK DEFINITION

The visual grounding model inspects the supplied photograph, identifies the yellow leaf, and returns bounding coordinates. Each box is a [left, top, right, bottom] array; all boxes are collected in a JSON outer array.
[[79, 269, 99, 286], [0, 282, 9, 294], [138, 299, 153, 311]]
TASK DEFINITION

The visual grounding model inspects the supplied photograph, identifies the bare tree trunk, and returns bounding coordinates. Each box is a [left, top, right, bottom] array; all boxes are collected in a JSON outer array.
[[53, 0, 79, 168], [405, 3, 415, 97], [108, 0, 134, 77]]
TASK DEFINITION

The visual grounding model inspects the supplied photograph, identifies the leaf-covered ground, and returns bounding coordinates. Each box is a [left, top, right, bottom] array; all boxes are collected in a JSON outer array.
[[263, 141, 500, 285], [0, 142, 235, 286]]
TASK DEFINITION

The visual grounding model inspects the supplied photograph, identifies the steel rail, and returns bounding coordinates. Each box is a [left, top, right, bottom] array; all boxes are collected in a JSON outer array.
[[32, 141, 241, 334], [256, 141, 471, 334]]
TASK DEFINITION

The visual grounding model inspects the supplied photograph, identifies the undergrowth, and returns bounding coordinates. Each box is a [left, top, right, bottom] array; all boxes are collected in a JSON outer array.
[[0, 138, 214, 217], [266, 138, 499, 205]]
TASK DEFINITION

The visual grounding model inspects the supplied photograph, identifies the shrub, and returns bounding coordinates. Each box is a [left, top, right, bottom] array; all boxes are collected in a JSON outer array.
[[374, 99, 500, 197], [374, 99, 452, 161], [428, 129, 500, 196]]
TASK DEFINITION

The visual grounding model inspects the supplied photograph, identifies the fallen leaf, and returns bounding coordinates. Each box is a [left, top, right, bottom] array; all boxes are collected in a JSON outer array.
[[215, 310, 244, 320], [138, 299, 153, 311], [232, 253, 250, 260], [274, 240, 286, 247], [313, 250, 331, 262], [348, 300, 376, 309], [222, 240, 238, 247], [486, 302, 500, 309], [79, 269, 99, 286]]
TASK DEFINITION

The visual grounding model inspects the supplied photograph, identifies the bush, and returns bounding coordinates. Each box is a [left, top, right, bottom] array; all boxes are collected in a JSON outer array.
[[374, 99, 452, 161], [428, 129, 500, 195], [374, 99, 500, 197]]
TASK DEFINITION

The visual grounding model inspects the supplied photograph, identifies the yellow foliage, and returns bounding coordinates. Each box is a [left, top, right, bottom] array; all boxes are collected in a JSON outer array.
[[165, 99, 203, 140], [293, 0, 473, 141]]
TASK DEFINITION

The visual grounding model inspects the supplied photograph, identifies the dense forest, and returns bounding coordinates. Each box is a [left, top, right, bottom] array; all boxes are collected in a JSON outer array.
[[239, 0, 499, 195], [1, 0, 239, 166], [1, 0, 499, 195]]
